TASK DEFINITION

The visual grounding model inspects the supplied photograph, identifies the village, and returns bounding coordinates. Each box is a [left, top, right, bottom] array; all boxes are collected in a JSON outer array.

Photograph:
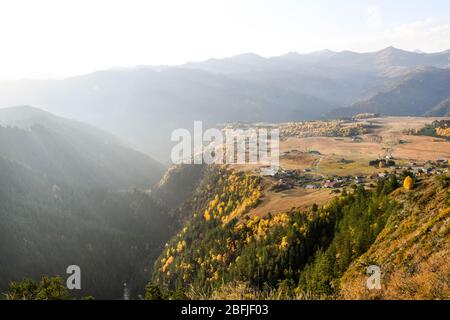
[[227, 116, 450, 201], [259, 155, 449, 193]]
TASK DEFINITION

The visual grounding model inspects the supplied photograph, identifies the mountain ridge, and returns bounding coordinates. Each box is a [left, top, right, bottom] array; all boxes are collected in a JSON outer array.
[[1, 47, 450, 161], [328, 67, 450, 117], [0, 106, 164, 188]]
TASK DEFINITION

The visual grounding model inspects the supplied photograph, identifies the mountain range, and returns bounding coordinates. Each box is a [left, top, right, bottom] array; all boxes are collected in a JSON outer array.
[[0, 47, 449, 161]]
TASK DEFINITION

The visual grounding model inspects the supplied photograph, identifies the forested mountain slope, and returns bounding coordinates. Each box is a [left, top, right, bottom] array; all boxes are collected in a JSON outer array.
[[147, 165, 448, 300], [0, 106, 164, 188], [0, 107, 172, 299], [151, 164, 207, 212]]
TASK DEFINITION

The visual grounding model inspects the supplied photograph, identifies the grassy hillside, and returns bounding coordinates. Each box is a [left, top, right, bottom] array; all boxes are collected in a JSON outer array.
[[340, 175, 450, 299]]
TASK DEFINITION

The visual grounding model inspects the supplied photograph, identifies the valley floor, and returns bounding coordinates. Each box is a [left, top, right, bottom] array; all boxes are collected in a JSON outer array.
[[232, 116, 450, 216]]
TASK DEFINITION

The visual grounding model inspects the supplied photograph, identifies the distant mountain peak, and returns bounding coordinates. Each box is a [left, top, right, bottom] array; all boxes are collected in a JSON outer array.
[[309, 49, 337, 56], [377, 46, 409, 55], [0, 105, 57, 124], [383, 45, 399, 51], [279, 51, 300, 57], [183, 52, 266, 71], [2, 105, 49, 114], [228, 52, 266, 62]]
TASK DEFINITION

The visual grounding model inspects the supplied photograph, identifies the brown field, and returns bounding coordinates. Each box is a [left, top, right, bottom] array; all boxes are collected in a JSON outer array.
[[247, 177, 335, 218], [278, 116, 450, 175], [279, 150, 317, 170], [368, 117, 450, 161], [233, 116, 450, 176]]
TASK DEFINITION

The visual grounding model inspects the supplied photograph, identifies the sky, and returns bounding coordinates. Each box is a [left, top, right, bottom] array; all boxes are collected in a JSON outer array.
[[0, 0, 450, 80]]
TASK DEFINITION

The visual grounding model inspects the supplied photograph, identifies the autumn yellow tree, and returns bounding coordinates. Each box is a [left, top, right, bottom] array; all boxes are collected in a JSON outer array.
[[403, 176, 414, 191], [436, 127, 450, 137]]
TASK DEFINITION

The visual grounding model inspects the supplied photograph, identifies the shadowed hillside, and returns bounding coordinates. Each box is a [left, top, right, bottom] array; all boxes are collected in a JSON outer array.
[[0, 107, 172, 299]]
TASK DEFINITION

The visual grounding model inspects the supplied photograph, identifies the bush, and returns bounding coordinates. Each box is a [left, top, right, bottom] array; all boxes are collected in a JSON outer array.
[[5, 276, 69, 300], [435, 174, 450, 188], [403, 176, 414, 191], [145, 284, 163, 300]]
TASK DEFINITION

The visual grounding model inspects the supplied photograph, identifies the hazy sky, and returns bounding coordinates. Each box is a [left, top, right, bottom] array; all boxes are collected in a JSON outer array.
[[1, 0, 450, 80]]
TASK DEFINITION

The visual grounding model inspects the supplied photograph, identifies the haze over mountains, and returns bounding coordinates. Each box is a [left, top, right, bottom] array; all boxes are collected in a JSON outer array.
[[0, 106, 171, 298], [0, 106, 164, 188], [329, 66, 450, 118], [0, 47, 449, 161]]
